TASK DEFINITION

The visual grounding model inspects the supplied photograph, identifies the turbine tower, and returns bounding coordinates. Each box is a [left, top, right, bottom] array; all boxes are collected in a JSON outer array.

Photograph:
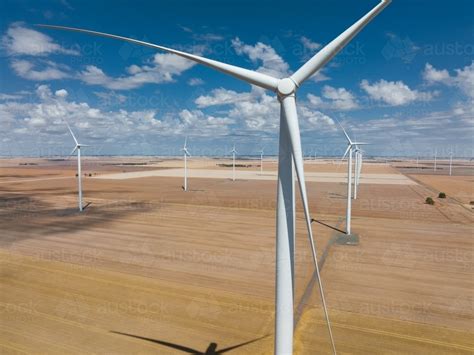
[[65, 121, 89, 212], [353, 145, 366, 200], [40, 2, 391, 352], [182, 137, 191, 191], [260, 148, 264, 173], [434, 148, 437, 172], [231, 144, 237, 181], [340, 123, 367, 235]]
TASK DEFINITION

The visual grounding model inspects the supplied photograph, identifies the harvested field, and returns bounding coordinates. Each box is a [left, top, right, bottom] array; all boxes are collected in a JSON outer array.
[[0, 158, 472, 354]]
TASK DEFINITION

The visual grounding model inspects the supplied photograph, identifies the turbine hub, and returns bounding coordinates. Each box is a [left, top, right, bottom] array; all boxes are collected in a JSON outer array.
[[277, 78, 296, 96]]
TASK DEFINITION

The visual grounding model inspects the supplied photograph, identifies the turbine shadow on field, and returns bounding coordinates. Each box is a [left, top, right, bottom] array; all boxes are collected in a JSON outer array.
[[0, 188, 155, 246], [311, 218, 346, 235], [110, 331, 269, 354]]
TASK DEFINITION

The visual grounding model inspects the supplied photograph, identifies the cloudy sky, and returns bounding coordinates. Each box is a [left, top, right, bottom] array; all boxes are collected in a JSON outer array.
[[0, 0, 472, 157]]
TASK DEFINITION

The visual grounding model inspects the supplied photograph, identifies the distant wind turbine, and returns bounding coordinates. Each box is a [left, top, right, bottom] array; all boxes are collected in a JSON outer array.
[[434, 148, 437, 172], [39, 2, 391, 351], [449, 147, 453, 176], [65, 121, 89, 212], [231, 144, 237, 181], [260, 148, 264, 173], [182, 137, 191, 191], [339, 123, 367, 235]]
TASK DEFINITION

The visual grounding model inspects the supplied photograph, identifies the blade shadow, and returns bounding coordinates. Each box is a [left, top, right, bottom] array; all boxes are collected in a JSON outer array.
[[110, 331, 269, 354], [311, 218, 345, 234]]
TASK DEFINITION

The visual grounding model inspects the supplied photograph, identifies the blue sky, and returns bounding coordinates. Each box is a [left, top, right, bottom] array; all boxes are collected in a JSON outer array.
[[0, 0, 473, 157]]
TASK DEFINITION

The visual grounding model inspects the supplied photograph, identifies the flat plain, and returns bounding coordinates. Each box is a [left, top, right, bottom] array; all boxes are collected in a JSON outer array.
[[0, 157, 472, 354]]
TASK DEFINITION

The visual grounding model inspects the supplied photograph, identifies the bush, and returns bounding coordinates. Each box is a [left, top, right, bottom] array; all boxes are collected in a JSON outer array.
[[470, 201, 474, 205], [438, 192, 446, 198], [425, 197, 435, 205]]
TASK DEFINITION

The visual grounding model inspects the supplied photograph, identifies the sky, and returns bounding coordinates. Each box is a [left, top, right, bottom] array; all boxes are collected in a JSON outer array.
[[0, 0, 473, 157]]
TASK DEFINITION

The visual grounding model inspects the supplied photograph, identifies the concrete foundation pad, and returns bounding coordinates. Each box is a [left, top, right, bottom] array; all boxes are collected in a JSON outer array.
[[335, 233, 360, 245]]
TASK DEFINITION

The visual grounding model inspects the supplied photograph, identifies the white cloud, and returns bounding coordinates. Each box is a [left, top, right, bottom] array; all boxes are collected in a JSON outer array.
[[2, 23, 79, 56], [300, 36, 321, 52], [11, 59, 70, 81], [299, 106, 334, 128], [195, 86, 334, 132], [231, 37, 289, 78], [423, 61, 474, 99], [360, 79, 436, 106], [195, 88, 251, 108], [188, 77, 204, 86], [0, 93, 24, 100], [307, 85, 358, 111], [0, 84, 235, 148], [78, 52, 197, 90], [55, 89, 68, 98], [423, 63, 450, 83], [322, 86, 358, 110]]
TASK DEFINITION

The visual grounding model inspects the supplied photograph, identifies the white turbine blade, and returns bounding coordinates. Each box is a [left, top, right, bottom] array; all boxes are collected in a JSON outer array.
[[335, 118, 352, 145], [341, 145, 350, 160], [184, 136, 188, 149], [290, 0, 391, 86], [71, 146, 78, 155], [65, 120, 78, 145], [280, 96, 336, 353], [184, 148, 191, 157], [37, 24, 280, 91]]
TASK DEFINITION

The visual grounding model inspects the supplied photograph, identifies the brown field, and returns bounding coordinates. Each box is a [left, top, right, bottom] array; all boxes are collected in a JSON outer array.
[[0, 157, 473, 354]]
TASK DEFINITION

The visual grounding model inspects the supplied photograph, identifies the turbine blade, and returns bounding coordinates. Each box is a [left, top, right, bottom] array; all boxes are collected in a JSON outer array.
[[341, 145, 350, 161], [71, 146, 78, 155], [335, 118, 352, 144], [65, 120, 78, 145], [37, 25, 280, 91], [290, 0, 391, 86], [280, 96, 336, 353]]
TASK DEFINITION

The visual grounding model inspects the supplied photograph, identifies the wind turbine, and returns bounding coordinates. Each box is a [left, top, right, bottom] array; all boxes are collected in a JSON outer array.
[[182, 137, 191, 191], [434, 148, 437, 172], [449, 147, 453, 176], [353, 145, 367, 200], [65, 121, 89, 212], [231, 144, 237, 181], [259, 147, 264, 174], [339, 123, 367, 235], [39, 2, 391, 352]]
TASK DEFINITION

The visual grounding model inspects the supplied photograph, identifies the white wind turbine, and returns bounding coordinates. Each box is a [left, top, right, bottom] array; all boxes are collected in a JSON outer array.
[[353, 144, 367, 200], [231, 144, 237, 181], [65, 121, 89, 212], [40, 3, 391, 352], [449, 148, 453, 176], [340, 123, 367, 235], [434, 148, 437, 172], [182, 137, 191, 191], [259, 147, 264, 173]]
